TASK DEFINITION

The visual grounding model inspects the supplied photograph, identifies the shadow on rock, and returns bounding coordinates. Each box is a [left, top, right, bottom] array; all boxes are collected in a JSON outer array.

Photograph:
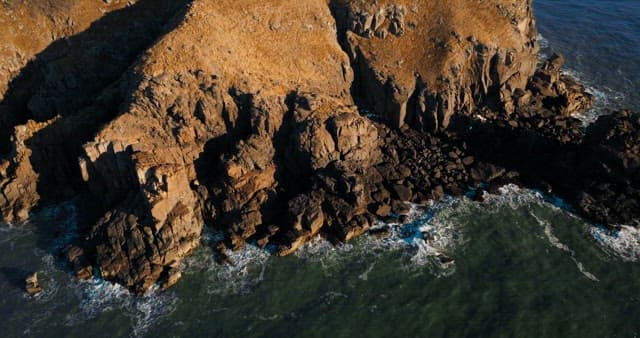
[[0, 0, 193, 280]]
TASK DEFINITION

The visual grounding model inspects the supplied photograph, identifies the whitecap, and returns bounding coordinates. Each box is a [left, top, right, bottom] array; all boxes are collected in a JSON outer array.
[[480, 184, 545, 210], [537, 33, 626, 125], [64, 278, 179, 338], [182, 236, 271, 296], [358, 262, 376, 281], [590, 225, 640, 262], [293, 199, 464, 276], [537, 33, 550, 59]]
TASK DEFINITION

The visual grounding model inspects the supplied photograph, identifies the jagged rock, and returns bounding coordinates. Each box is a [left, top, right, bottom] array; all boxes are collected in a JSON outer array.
[[369, 225, 392, 239], [0, 0, 193, 222], [66, 245, 93, 280], [25, 272, 42, 295], [76, 0, 360, 291], [0, 119, 53, 222], [392, 184, 413, 201], [528, 53, 594, 115], [335, 0, 539, 130]]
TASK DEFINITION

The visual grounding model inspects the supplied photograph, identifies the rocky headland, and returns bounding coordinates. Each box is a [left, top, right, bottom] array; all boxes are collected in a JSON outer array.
[[0, 0, 638, 293]]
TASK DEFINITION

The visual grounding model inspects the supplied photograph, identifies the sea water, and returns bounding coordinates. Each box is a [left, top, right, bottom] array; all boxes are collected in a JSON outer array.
[[1, 1, 640, 337]]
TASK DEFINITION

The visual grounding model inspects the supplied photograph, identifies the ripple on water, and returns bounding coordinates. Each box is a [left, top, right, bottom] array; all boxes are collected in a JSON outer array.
[[483, 184, 640, 264], [3, 201, 179, 338], [9, 184, 638, 337]]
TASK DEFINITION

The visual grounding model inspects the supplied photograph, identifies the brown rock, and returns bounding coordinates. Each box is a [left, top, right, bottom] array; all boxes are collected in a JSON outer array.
[[369, 226, 392, 239], [375, 203, 392, 218], [392, 184, 413, 201], [462, 156, 475, 166], [431, 185, 445, 201], [337, 0, 539, 130], [391, 200, 411, 216], [66, 245, 93, 280], [25, 272, 42, 296]]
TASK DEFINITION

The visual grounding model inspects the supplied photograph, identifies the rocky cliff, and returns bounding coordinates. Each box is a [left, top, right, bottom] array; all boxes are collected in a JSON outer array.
[[0, 0, 637, 292]]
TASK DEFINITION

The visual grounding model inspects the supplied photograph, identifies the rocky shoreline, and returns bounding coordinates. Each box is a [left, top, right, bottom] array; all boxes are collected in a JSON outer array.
[[0, 0, 638, 293]]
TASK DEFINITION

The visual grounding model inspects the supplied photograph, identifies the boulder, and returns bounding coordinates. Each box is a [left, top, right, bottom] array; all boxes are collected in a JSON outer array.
[[25, 272, 42, 296]]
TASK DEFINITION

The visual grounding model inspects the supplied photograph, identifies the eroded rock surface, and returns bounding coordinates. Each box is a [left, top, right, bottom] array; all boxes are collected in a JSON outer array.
[[332, 0, 540, 130], [75, 0, 363, 291], [0, 0, 636, 292]]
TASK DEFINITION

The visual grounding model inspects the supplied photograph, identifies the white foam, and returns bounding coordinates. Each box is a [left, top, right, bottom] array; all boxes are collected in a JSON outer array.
[[590, 225, 640, 262], [480, 184, 580, 219], [537, 33, 627, 125], [561, 68, 625, 125], [484, 185, 640, 265], [358, 262, 376, 281], [294, 236, 356, 264], [182, 234, 271, 296], [295, 199, 464, 275], [64, 278, 178, 338], [531, 212, 599, 282], [5, 200, 177, 338], [537, 33, 550, 59], [480, 184, 601, 281], [480, 184, 546, 210]]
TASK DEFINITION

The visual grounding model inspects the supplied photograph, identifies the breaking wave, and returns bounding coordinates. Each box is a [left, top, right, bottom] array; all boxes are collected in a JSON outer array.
[[591, 225, 640, 262], [295, 197, 466, 276], [63, 278, 179, 338], [182, 229, 271, 296]]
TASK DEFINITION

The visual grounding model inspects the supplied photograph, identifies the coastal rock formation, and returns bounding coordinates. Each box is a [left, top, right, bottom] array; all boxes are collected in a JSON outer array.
[[333, 0, 539, 130], [579, 111, 640, 225], [75, 0, 362, 291], [0, 0, 192, 223], [0, 0, 636, 292]]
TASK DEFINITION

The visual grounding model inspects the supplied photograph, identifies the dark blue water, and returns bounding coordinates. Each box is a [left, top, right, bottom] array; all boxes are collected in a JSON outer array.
[[536, 0, 640, 118], [1, 1, 639, 337]]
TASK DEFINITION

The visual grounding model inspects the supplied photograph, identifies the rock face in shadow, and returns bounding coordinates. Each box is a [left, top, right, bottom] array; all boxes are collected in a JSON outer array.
[[0, 0, 635, 292], [0, 0, 192, 223], [74, 0, 366, 291], [0, 0, 143, 102]]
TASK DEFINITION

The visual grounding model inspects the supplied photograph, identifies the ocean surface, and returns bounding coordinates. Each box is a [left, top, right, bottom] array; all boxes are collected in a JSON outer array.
[[1, 1, 640, 337]]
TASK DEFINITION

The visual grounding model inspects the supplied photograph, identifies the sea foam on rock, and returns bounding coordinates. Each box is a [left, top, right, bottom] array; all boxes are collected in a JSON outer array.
[[591, 225, 640, 262]]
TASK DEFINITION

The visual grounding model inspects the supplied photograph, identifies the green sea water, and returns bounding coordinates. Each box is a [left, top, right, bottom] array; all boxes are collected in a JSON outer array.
[[2, 187, 640, 337]]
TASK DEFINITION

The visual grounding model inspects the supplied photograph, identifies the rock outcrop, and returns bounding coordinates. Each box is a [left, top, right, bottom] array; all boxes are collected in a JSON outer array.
[[0, 0, 192, 223], [332, 0, 540, 130], [74, 0, 366, 291], [0, 0, 636, 292], [25, 272, 42, 296]]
